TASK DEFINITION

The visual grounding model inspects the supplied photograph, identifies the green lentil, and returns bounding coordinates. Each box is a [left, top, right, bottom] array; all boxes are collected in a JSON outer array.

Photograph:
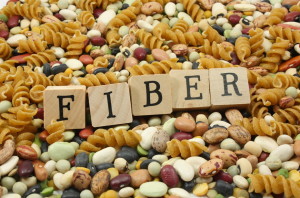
[[80, 189, 94, 198], [227, 165, 240, 176], [137, 145, 149, 156], [285, 87, 298, 98], [295, 134, 300, 141], [148, 161, 161, 177], [169, 17, 179, 27], [1, 177, 16, 190], [0, 14, 8, 22], [0, 100, 12, 114], [216, 194, 225, 198], [189, 52, 200, 62], [148, 116, 161, 126], [63, 131, 75, 141], [41, 187, 54, 197], [207, 189, 218, 198], [119, 26, 129, 37], [33, 134, 41, 147], [278, 169, 289, 178], [40, 152, 50, 162], [56, 159, 71, 173], [176, 3, 184, 12], [224, 29, 232, 39]]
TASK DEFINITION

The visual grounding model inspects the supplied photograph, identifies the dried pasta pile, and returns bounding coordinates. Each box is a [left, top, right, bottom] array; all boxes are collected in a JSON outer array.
[[0, 0, 300, 197]]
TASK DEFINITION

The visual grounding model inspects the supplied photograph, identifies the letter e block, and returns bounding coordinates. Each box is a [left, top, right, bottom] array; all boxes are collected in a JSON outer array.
[[169, 70, 211, 110], [44, 86, 86, 129], [209, 67, 250, 110], [87, 83, 133, 127], [129, 74, 172, 116]]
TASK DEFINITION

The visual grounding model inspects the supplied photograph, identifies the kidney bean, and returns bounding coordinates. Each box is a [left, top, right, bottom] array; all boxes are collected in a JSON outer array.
[[284, 11, 300, 22], [160, 165, 179, 188], [230, 52, 241, 65], [54, 13, 65, 21], [93, 8, 105, 18], [7, 15, 20, 28], [258, 152, 269, 162], [171, 132, 193, 141], [0, 30, 9, 39], [278, 55, 300, 72], [10, 53, 31, 64], [110, 174, 131, 191], [213, 170, 233, 183], [18, 160, 34, 177]]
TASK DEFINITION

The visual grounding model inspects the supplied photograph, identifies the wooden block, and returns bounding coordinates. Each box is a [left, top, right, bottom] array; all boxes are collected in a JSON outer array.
[[209, 67, 250, 110], [87, 83, 132, 127], [169, 70, 211, 110], [129, 74, 172, 116], [44, 86, 86, 129]]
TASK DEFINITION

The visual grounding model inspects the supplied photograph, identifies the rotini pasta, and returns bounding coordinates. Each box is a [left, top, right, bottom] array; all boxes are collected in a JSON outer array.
[[264, 8, 287, 26], [53, 73, 72, 86], [256, 88, 285, 106], [76, 72, 118, 86], [41, 29, 71, 49], [166, 139, 208, 159], [197, 57, 237, 69], [45, 120, 65, 144], [179, 0, 204, 22], [200, 40, 233, 61], [18, 38, 47, 54], [74, 0, 96, 12], [0, 38, 12, 60], [77, 11, 95, 29], [235, 37, 251, 62], [273, 105, 300, 125], [269, 26, 300, 44], [127, 58, 181, 76], [260, 37, 290, 73], [248, 174, 300, 198], [29, 85, 45, 103], [64, 31, 88, 58], [136, 29, 167, 50], [106, 29, 122, 47], [273, 73, 300, 89], [24, 50, 56, 67], [249, 28, 264, 57], [171, 19, 190, 33], [93, 56, 109, 68], [202, 26, 224, 44]]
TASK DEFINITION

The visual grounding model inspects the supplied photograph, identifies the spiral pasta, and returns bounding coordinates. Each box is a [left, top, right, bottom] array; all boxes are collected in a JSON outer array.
[[45, 120, 65, 144], [77, 72, 118, 87], [29, 85, 45, 103], [256, 88, 285, 106], [64, 31, 88, 58], [18, 38, 47, 54], [273, 73, 300, 89], [166, 139, 208, 159], [269, 26, 300, 44], [249, 28, 264, 57], [12, 86, 30, 107], [136, 29, 168, 50], [127, 58, 181, 76], [40, 21, 66, 33], [235, 37, 251, 62], [260, 37, 290, 73], [264, 8, 287, 26], [171, 19, 190, 33], [202, 26, 224, 44], [200, 40, 233, 61], [106, 0, 142, 30], [0, 84, 13, 101], [106, 29, 122, 47], [24, 70, 53, 87], [140, 0, 170, 5], [179, 0, 204, 22], [165, 30, 204, 46], [77, 11, 95, 29], [53, 73, 72, 86], [0, 0, 44, 21], [24, 50, 56, 67], [74, 0, 96, 12], [0, 60, 18, 71], [94, 56, 109, 68], [248, 174, 300, 198], [41, 29, 71, 49], [247, 98, 269, 118], [0, 38, 12, 60], [197, 58, 237, 69], [273, 105, 300, 125]]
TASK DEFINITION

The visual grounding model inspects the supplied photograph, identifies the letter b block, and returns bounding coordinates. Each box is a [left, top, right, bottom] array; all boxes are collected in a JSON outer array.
[[129, 74, 172, 116], [209, 67, 250, 110], [44, 86, 86, 129], [87, 83, 133, 127]]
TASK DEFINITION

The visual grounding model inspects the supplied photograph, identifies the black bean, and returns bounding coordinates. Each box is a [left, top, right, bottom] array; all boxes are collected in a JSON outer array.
[[43, 63, 51, 76], [96, 163, 114, 171], [121, 3, 129, 10], [177, 56, 186, 63], [122, 49, 131, 57], [51, 64, 68, 75], [23, 184, 41, 198], [116, 146, 139, 163], [12, 48, 25, 56], [75, 152, 89, 167], [261, 0, 270, 3], [182, 180, 195, 192], [147, 149, 161, 159], [129, 119, 140, 129], [140, 159, 160, 169], [111, 47, 120, 55], [192, 62, 199, 69], [215, 180, 233, 197], [41, 141, 48, 153], [62, 188, 80, 198], [72, 136, 84, 145], [282, 4, 292, 9], [200, 151, 210, 160], [295, 15, 300, 23], [93, 67, 109, 74], [108, 58, 115, 69], [212, 24, 224, 35], [226, 37, 236, 45], [87, 162, 97, 177], [249, 192, 263, 198], [144, 48, 151, 54], [241, 34, 250, 39]]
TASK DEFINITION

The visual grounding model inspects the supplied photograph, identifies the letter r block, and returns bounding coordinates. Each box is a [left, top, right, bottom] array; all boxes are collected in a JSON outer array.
[[87, 83, 133, 127], [44, 86, 86, 129], [128, 74, 172, 116], [209, 67, 250, 110], [169, 70, 211, 110]]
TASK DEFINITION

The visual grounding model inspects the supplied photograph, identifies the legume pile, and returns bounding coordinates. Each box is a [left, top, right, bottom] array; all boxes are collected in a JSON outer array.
[[0, 0, 300, 197]]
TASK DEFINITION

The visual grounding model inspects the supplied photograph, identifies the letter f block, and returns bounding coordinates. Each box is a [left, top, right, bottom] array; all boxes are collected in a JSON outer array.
[[209, 67, 250, 110], [129, 74, 172, 116], [44, 86, 86, 129]]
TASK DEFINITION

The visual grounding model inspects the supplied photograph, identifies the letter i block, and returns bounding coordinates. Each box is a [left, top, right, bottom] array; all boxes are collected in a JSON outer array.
[[169, 70, 211, 110], [209, 67, 250, 110], [44, 86, 86, 129], [87, 83, 133, 127], [128, 74, 173, 116]]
